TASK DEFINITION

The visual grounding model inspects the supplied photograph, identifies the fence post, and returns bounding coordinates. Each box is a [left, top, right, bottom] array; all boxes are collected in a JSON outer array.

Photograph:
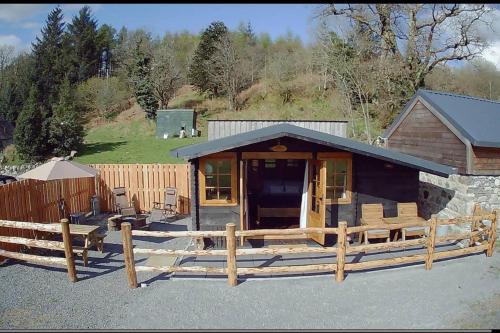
[[487, 209, 498, 257], [61, 218, 77, 282], [226, 223, 237, 286], [336, 221, 347, 282], [425, 215, 437, 270], [121, 222, 137, 289]]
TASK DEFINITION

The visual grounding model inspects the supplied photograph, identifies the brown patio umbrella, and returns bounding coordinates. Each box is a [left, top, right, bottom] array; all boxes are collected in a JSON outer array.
[[18, 157, 98, 219]]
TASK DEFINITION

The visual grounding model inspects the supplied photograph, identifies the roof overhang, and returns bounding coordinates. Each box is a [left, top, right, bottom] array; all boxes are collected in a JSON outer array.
[[171, 124, 457, 177]]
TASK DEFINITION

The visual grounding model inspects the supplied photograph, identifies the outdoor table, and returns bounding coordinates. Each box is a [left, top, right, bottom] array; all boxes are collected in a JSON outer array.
[[50, 223, 100, 251]]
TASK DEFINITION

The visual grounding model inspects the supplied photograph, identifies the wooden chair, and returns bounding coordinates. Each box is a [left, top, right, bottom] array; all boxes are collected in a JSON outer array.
[[398, 202, 428, 241], [112, 187, 136, 215], [360, 203, 390, 244], [152, 187, 178, 222]]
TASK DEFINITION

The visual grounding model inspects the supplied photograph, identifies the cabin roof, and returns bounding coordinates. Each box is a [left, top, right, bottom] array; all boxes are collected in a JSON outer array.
[[171, 123, 457, 177], [383, 89, 500, 148]]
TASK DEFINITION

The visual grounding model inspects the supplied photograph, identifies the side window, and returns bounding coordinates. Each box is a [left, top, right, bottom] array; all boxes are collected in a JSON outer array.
[[199, 153, 237, 206]]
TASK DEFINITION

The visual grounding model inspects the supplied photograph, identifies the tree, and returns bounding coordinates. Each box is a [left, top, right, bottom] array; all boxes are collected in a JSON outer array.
[[151, 39, 182, 108], [13, 86, 45, 161], [188, 21, 228, 96], [48, 78, 85, 156], [32, 6, 67, 111], [319, 4, 492, 126], [320, 4, 491, 92], [67, 5, 99, 83], [0, 45, 15, 81], [0, 52, 35, 123], [128, 34, 158, 119], [208, 32, 251, 111]]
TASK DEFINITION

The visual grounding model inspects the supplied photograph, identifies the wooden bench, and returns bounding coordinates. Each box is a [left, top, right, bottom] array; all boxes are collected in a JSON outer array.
[[73, 247, 88, 267], [95, 233, 105, 253]]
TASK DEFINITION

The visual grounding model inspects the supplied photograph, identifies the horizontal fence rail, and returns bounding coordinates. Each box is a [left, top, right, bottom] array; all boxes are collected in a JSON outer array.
[[0, 219, 77, 282], [121, 208, 498, 288]]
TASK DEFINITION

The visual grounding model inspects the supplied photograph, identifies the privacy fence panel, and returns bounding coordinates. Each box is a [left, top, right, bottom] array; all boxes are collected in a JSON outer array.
[[92, 164, 191, 215], [0, 177, 96, 258]]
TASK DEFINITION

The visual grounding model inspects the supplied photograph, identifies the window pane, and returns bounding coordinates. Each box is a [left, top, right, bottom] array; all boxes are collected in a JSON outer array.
[[205, 161, 215, 175], [326, 187, 334, 199], [206, 188, 217, 200], [219, 188, 231, 200], [205, 175, 217, 187], [219, 174, 231, 187], [336, 160, 347, 173], [334, 186, 346, 199], [218, 160, 231, 174], [335, 174, 346, 187]]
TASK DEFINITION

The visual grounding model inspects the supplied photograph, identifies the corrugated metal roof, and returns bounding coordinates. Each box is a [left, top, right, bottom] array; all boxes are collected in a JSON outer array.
[[171, 123, 457, 177], [384, 89, 500, 148]]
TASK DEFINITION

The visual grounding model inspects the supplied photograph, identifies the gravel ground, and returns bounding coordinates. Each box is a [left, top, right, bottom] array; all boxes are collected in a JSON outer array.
[[1, 216, 499, 330]]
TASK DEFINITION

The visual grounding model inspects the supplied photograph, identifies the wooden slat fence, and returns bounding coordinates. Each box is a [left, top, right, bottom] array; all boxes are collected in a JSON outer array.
[[0, 178, 95, 258], [92, 164, 191, 215], [122, 209, 498, 288]]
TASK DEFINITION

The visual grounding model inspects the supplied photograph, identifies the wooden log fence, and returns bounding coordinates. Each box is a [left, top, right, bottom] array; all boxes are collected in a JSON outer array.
[[121, 209, 498, 288], [0, 219, 77, 282]]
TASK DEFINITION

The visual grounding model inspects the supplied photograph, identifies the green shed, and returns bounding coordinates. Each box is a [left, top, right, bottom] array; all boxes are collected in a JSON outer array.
[[156, 109, 196, 139]]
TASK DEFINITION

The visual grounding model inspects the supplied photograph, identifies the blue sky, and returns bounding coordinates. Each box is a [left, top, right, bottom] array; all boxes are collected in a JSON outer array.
[[1, 4, 500, 69], [0, 4, 322, 53]]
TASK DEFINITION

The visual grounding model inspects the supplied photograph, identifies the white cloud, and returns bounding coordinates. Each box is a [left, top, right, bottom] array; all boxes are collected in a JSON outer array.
[[482, 41, 500, 70], [0, 35, 22, 48], [0, 35, 31, 54], [0, 4, 47, 23]]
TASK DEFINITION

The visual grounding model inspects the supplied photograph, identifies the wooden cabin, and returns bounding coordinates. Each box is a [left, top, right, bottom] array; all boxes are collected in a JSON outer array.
[[382, 89, 500, 175], [171, 124, 456, 246]]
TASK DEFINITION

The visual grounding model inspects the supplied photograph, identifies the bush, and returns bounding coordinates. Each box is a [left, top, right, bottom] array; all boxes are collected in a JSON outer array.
[[76, 77, 132, 118]]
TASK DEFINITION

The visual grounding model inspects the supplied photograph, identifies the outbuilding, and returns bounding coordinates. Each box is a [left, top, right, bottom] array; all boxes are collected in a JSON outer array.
[[382, 89, 500, 217], [171, 123, 456, 246]]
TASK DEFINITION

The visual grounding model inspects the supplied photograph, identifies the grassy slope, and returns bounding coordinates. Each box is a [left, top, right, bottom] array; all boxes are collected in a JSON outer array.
[[75, 118, 205, 164]]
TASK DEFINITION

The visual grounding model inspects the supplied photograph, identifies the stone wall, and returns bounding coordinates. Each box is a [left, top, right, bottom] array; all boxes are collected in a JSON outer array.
[[0, 163, 43, 178], [419, 172, 500, 245], [419, 172, 500, 219]]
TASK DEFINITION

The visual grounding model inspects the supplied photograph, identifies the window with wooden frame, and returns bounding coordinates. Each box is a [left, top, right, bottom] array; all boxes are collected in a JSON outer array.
[[199, 152, 237, 206], [318, 152, 353, 204]]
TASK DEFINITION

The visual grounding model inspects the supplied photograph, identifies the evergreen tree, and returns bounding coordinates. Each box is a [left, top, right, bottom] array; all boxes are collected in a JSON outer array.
[[48, 78, 85, 156], [128, 36, 158, 119], [32, 6, 67, 111], [188, 21, 228, 96], [13, 86, 45, 161], [67, 5, 99, 83]]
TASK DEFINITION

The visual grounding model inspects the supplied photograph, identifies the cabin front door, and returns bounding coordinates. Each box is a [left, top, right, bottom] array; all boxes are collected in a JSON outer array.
[[307, 159, 326, 245]]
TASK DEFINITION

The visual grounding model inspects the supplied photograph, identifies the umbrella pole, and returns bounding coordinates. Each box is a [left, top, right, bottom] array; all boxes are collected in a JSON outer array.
[[58, 180, 65, 221]]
